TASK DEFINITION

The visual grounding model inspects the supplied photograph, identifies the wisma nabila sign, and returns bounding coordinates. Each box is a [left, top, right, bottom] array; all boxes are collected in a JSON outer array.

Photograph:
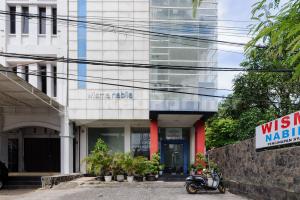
[[256, 111, 300, 149]]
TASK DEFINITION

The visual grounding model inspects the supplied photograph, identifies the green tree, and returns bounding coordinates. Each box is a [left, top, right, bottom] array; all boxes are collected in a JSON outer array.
[[247, 0, 300, 76]]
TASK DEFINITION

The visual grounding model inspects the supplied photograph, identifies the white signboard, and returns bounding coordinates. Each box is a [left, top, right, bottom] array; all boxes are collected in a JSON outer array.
[[256, 111, 300, 149]]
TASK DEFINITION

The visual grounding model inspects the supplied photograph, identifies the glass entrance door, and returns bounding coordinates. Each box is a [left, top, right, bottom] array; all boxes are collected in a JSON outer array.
[[161, 140, 188, 175]]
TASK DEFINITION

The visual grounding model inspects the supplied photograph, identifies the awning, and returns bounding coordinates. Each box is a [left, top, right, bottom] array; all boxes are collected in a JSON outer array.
[[0, 65, 63, 113]]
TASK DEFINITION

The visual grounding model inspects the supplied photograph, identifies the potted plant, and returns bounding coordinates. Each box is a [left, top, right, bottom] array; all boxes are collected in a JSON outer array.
[[112, 153, 125, 182], [145, 153, 160, 181], [159, 164, 165, 176], [132, 156, 147, 182], [122, 153, 135, 183], [84, 138, 111, 181], [102, 155, 113, 182]]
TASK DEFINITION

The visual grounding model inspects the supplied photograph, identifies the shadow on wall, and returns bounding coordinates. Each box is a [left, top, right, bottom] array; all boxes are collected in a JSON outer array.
[[207, 138, 300, 200]]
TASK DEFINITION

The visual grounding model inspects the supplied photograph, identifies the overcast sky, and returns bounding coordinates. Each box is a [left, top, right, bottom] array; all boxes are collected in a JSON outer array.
[[217, 0, 257, 96]]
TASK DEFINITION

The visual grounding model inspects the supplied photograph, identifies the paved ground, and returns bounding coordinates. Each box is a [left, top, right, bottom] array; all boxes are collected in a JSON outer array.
[[0, 177, 250, 200]]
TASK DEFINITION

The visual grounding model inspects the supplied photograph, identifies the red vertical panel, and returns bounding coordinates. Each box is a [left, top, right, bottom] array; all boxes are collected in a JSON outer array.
[[195, 120, 206, 156], [150, 120, 158, 158]]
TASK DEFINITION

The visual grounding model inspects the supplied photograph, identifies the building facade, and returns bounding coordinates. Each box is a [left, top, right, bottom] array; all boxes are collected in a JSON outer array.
[[0, 0, 217, 175]]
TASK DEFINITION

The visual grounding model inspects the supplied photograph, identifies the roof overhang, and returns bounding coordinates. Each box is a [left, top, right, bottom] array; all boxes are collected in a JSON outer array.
[[0, 65, 63, 113]]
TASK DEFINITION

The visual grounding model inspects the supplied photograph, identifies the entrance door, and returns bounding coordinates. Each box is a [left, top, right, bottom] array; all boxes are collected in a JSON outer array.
[[8, 139, 18, 172], [24, 138, 60, 172], [161, 140, 188, 175]]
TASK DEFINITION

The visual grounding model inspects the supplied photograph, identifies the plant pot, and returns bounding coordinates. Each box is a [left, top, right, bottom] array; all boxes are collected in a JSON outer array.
[[96, 175, 105, 181], [104, 176, 112, 182], [127, 176, 134, 183], [116, 175, 125, 182], [134, 175, 144, 182], [159, 171, 163, 176], [146, 175, 157, 181]]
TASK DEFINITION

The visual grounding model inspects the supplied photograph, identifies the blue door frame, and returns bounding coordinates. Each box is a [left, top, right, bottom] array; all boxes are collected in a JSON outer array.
[[160, 140, 188, 175]]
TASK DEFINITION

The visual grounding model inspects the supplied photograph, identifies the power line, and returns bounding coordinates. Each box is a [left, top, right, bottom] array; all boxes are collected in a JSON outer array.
[[0, 51, 293, 73], [0, 10, 262, 48], [2, 66, 289, 105]]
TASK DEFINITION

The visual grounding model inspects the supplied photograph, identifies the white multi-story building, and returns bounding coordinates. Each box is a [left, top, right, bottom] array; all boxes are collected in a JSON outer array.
[[0, 0, 217, 175]]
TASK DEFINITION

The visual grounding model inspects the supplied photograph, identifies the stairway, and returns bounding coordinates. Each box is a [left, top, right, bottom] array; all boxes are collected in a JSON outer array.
[[5, 176, 42, 189]]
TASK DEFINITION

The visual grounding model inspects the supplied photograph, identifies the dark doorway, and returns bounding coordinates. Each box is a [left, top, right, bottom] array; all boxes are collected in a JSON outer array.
[[8, 139, 18, 172], [160, 140, 188, 175], [24, 138, 60, 172]]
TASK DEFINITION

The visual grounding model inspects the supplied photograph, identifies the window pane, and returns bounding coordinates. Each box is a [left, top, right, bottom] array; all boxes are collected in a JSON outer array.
[[9, 7, 16, 34], [52, 8, 57, 35], [39, 8, 46, 34], [22, 7, 29, 34], [88, 128, 124, 153], [24, 66, 29, 82], [131, 128, 150, 158]]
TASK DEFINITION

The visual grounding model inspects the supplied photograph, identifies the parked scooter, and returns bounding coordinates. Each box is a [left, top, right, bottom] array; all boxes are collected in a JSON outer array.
[[185, 169, 226, 194]]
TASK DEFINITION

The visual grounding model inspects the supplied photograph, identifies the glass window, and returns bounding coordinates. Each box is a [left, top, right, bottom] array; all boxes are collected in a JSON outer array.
[[88, 128, 124, 153], [9, 6, 16, 34], [21, 7, 29, 34], [52, 8, 57, 35], [40, 66, 47, 93], [39, 7, 46, 34], [131, 128, 150, 158]]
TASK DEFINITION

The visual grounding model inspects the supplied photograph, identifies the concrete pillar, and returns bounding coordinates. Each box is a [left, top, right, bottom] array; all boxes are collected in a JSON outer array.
[[28, 63, 39, 88], [124, 124, 131, 153], [150, 120, 158, 158], [17, 64, 25, 79], [195, 120, 206, 156], [79, 126, 87, 173], [46, 63, 53, 97], [60, 111, 73, 174], [16, 5, 21, 43], [46, 6, 52, 44], [29, 5, 38, 44], [190, 127, 195, 164]]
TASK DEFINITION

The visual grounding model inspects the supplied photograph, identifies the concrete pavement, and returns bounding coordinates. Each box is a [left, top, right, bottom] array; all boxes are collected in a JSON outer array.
[[0, 177, 250, 200]]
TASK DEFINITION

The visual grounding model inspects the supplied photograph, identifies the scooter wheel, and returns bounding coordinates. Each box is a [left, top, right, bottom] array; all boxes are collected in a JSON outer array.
[[186, 183, 198, 194], [218, 183, 226, 194]]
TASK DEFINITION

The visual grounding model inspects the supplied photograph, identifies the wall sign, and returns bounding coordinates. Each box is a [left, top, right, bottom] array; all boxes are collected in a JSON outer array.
[[87, 91, 133, 100], [166, 128, 182, 139], [256, 111, 300, 149]]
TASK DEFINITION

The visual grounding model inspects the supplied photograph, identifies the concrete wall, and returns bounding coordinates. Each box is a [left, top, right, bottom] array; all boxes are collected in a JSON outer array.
[[208, 138, 300, 200]]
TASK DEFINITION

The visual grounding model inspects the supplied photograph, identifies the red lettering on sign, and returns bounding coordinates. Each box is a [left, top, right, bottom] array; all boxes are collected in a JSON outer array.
[[261, 122, 272, 134], [294, 112, 300, 126], [281, 116, 290, 129], [275, 120, 278, 131]]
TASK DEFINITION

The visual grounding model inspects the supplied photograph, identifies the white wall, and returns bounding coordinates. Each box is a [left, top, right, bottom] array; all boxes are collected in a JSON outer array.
[[68, 0, 150, 120]]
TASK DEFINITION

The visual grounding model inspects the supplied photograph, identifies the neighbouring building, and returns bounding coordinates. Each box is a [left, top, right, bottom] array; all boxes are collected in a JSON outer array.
[[0, 0, 217, 175]]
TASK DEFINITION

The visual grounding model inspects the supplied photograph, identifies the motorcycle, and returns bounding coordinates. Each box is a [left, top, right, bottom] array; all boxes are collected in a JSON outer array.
[[185, 169, 226, 194]]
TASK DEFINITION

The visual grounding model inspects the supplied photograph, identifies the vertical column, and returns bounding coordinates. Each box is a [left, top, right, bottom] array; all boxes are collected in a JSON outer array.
[[79, 126, 87, 173], [16, 5, 21, 43], [46, 6, 52, 44], [150, 120, 158, 158], [190, 127, 195, 164], [46, 63, 53, 97], [29, 63, 39, 88], [17, 64, 25, 79], [29, 5, 38, 44], [60, 111, 73, 174], [124, 124, 131, 153], [195, 119, 206, 156]]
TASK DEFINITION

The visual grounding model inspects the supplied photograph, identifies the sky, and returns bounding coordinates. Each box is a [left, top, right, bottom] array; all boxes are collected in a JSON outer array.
[[217, 0, 257, 96]]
